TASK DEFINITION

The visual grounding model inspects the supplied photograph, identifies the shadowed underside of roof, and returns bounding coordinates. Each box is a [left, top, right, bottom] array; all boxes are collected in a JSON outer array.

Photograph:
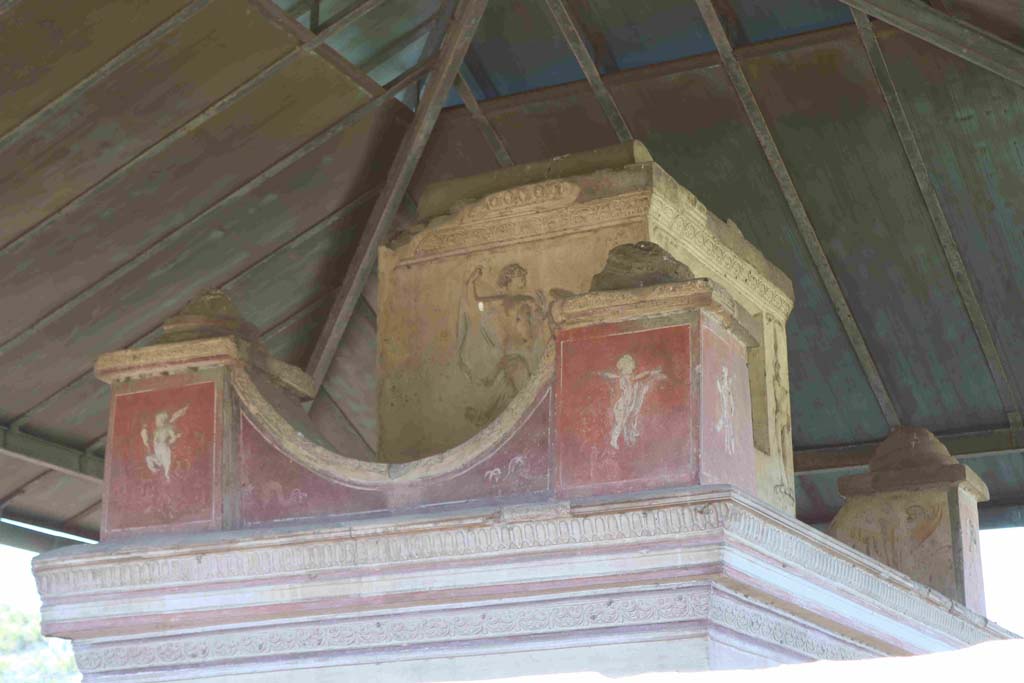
[[2, 0, 1024, 550]]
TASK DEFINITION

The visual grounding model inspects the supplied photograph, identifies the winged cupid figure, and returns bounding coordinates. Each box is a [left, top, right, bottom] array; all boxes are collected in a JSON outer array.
[[141, 406, 188, 480], [599, 355, 666, 450]]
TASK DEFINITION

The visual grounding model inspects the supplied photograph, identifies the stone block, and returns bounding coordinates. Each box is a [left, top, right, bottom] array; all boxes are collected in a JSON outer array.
[[829, 427, 989, 612]]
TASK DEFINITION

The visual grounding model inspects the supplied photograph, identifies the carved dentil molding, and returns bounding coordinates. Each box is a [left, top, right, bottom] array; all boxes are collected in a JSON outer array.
[[35, 492, 1002, 647], [72, 589, 869, 674]]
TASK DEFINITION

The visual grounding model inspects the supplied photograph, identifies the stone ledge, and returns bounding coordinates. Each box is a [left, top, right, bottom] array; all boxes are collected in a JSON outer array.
[[70, 587, 872, 678], [36, 487, 1010, 649]]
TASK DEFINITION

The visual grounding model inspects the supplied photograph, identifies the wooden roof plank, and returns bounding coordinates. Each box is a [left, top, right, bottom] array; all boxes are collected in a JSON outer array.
[[0, 101, 409, 420], [16, 194, 378, 447], [0, 53, 372, 347], [0, 0, 197, 139], [0, 0, 302, 250]]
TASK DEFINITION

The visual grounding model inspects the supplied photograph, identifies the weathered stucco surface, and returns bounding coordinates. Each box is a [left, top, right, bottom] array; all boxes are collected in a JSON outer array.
[[378, 142, 797, 513]]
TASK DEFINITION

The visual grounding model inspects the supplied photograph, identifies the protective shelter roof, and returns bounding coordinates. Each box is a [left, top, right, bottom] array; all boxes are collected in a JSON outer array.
[[2, 0, 1023, 550]]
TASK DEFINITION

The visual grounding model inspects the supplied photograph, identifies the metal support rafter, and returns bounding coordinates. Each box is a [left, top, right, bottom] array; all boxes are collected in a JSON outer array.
[[852, 10, 1024, 434], [454, 71, 513, 167], [695, 0, 901, 428], [795, 426, 1020, 473], [317, 0, 389, 36], [0, 426, 104, 482], [309, 0, 320, 32], [838, 0, 1024, 90], [306, 0, 492, 391], [563, 0, 618, 73], [542, 0, 631, 143]]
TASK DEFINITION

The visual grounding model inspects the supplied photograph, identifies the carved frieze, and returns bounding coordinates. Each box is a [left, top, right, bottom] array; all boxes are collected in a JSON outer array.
[[71, 589, 870, 674], [35, 491, 1005, 648]]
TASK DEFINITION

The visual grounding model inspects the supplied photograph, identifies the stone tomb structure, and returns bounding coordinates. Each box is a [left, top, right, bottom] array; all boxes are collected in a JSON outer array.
[[32, 148, 1010, 681], [379, 142, 798, 515], [829, 427, 990, 613]]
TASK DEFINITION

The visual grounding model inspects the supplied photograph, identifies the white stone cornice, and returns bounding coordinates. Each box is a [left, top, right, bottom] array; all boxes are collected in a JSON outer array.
[[35, 488, 1008, 652], [71, 587, 871, 676]]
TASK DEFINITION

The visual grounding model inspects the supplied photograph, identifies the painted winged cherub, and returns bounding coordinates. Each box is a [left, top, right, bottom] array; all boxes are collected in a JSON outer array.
[[599, 354, 666, 450], [141, 406, 188, 480]]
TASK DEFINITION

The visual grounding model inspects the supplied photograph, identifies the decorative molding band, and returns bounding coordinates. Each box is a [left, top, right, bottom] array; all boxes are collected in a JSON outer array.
[[71, 588, 868, 674], [35, 491, 1004, 647], [551, 279, 761, 348], [647, 194, 793, 320], [405, 189, 651, 263]]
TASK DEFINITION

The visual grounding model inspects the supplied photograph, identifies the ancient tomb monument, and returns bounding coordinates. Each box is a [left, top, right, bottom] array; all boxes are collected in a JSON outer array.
[[33, 143, 1009, 681]]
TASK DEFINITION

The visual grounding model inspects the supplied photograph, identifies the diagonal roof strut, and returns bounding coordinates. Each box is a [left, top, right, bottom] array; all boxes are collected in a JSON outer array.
[[306, 0, 492, 391]]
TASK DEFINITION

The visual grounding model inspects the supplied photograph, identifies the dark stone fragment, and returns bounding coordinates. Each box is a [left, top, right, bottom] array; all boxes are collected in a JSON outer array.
[[589, 241, 695, 292]]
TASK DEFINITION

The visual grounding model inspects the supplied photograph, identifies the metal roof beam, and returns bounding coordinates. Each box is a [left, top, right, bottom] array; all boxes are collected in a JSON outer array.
[[563, 0, 619, 73], [852, 10, 1024, 436], [838, 0, 1024, 90], [696, 0, 901, 429], [0, 426, 104, 482], [454, 71, 513, 167], [542, 0, 631, 143], [0, 519, 81, 553], [794, 426, 1019, 473], [306, 0, 491, 391]]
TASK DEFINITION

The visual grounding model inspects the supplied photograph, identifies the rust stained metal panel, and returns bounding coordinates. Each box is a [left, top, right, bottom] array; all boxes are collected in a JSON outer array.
[[482, 86, 622, 162], [878, 29, 1024, 420], [410, 106, 507, 195], [0, 0, 300, 248], [0, 0, 192, 137], [741, 30, 1004, 433], [0, 103, 408, 421], [19, 199, 375, 448], [414, 56, 890, 448], [0, 52, 369, 346], [320, 299, 378, 449]]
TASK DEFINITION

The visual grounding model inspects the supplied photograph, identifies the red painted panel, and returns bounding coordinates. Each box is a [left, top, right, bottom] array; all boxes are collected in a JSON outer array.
[[105, 380, 219, 535], [698, 318, 757, 497], [555, 324, 695, 497], [239, 390, 553, 526]]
